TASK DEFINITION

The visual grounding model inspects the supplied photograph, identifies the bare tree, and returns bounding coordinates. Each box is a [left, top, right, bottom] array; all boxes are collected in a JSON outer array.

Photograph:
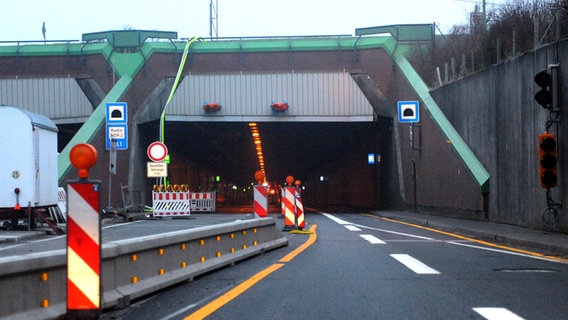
[[407, 0, 566, 87]]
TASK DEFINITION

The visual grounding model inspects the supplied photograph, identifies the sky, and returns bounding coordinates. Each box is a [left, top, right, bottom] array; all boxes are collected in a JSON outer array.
[[0, 0, 496, 42]]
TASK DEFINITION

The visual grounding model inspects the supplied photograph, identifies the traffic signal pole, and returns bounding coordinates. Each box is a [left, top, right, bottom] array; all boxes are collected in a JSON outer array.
[[534, 64, 562, 230]]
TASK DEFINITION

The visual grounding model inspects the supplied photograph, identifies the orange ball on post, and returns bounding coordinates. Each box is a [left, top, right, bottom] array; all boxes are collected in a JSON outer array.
[[285, 175, 294, 185], [69, 143, 98, 179], [254, 170, 265, 184]]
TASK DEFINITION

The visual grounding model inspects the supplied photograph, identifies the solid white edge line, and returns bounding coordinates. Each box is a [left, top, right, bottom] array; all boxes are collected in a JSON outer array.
[[448, 241, 568, 264]]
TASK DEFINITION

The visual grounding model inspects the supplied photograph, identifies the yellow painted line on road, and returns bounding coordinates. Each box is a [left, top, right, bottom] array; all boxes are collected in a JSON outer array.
[[184, 224, 317, 320], [280, 225, 318, 263], [373, 215, 568, 263]]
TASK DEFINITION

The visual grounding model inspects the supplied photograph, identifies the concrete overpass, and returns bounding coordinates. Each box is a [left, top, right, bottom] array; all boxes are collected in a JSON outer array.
[[0, 30, 489, 216]]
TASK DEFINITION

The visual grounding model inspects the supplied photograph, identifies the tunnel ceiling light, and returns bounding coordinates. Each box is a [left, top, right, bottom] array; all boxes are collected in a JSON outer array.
[[249, 122, 267, 182]]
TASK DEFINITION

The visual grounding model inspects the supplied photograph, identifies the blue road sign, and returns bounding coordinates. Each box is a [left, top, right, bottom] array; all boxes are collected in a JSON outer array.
[[397, 101, 420, 123], [106, 102, 127, 124], [106, 124, 128, 150]]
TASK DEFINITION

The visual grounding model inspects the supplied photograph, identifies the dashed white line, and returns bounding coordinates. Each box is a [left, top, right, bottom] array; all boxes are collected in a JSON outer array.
[[360, 234, 386, 244], [473, 307, 525, 320], [321, 212, 350, 225], [320, 212, 434, 241], [345, 225, 361, 231], [390, 254, 440, 274]]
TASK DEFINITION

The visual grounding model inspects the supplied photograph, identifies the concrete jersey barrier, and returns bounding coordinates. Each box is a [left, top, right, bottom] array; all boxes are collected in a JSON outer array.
[[0, 217, 287, 320]]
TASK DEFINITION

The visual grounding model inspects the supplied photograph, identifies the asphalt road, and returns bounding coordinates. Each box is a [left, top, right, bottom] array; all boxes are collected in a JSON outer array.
[[101, 210, 568, 320]]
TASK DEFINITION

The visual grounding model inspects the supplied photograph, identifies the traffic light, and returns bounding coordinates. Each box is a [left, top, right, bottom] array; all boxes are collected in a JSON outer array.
[[538, 132, 558, 189], [534, 70, 553, 109]]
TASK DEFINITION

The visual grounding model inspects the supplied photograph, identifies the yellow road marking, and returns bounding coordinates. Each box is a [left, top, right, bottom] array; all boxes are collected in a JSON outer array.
[[371, 215, 568, 263], [280, 225, 318, 263], [185, 224, 317, 319]]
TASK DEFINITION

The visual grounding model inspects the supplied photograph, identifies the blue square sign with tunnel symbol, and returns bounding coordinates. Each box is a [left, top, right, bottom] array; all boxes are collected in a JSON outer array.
[[397, 101, 419, 123], [106, 102, 127, 124]]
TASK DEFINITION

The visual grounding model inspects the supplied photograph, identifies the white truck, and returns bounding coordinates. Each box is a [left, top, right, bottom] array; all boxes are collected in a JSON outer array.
[[0, 105, 63, 230]]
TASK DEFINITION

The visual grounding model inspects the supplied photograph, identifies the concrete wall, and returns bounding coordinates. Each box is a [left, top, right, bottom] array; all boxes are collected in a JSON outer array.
[[386, 61, 486, 218], [431, 38, 568, 229]]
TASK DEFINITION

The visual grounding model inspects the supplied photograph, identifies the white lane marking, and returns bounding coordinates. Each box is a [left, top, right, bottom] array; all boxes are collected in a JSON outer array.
[[320, 212, 568, 265], [321, 212, 350, 225], [320, 212, 434, 240], [448, 241, 568, 264], [0, 235, 66, 252], [354, 223, 434, 240], [103, 220, 143, 229], [360, 234, 386, 244], [473, 307, 525, 320], [345, 225, 361, 231], [390, 254, 440, 274]]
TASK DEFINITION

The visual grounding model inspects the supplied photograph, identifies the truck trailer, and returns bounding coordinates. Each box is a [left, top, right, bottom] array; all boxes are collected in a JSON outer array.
[[0, 105, 63, 230]]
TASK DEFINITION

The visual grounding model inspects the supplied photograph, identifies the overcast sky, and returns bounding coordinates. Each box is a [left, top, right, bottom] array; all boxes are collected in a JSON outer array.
[[0, 0, 500, 42]]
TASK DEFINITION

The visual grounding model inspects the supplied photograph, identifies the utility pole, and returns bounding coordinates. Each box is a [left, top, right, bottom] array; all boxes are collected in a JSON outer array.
[[210, 0, 219, 39]]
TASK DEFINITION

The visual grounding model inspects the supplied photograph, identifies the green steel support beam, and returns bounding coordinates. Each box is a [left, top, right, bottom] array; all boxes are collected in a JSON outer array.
[[0, 32, 487, 193], [393, 50, 490, 193], [57, 48, 147, 184], [57, 74, 133, 184]]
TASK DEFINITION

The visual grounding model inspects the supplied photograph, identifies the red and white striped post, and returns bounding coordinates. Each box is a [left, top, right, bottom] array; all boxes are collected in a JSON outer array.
[[253, 170, 268, 218], [294, 180, 305, 230], [282, 186, 296, 231], [253, 185, 268, 217], [282, 176, 297, 231], [66, 144, 101, 319]]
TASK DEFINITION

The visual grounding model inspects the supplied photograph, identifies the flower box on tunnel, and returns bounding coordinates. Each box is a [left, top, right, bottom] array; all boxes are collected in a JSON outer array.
[[271, 101, 289, 116], [203, 102, 222, 113]]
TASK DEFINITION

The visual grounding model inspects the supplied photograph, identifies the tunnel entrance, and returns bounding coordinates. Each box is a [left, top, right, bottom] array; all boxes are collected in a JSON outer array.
[[140, 115, 395, 210]]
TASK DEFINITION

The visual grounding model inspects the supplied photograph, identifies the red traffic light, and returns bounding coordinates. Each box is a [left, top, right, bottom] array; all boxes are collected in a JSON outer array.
[[538, 132, 557, 189]]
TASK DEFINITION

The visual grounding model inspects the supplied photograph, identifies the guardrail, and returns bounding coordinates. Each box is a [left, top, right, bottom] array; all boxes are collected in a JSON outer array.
[[0, 217, 287, 320]]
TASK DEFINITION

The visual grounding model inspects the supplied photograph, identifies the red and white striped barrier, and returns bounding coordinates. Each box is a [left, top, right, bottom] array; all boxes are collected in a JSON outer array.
[[189, 192, 216, 212], [67, 181, 101, 317], [253, 185, 268, 217], [57, 187, 67, 216], [282, 187, 296, 230], [295, 188, 305, 230], [152, 191, 191, 216], [281, 190, 285, 215]]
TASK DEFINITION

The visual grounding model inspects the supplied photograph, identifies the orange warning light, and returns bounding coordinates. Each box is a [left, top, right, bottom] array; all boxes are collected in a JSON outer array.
[[286, 175, 294, 185], [295, 180, 301, 187], [254, 170, 265, 184], [69, 143, 98, 179]]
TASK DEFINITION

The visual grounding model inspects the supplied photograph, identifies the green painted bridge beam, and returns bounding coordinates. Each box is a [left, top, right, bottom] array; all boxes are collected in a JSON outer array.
[[58, 74, 133, 184], [58, 44, 150, 184], [393, 51, 490, 193]]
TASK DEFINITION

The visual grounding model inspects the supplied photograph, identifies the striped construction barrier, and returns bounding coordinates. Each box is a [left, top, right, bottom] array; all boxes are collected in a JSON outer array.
[[189, 192, 216, 212], [282, 187, 296, 230], [295, 188, 305, 230], [152, 191, 191, 217], [281, 190, 285, 215], [57, 187, 67, 216], [253, 185, 268, 217], [66, 180, 101, 318]]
